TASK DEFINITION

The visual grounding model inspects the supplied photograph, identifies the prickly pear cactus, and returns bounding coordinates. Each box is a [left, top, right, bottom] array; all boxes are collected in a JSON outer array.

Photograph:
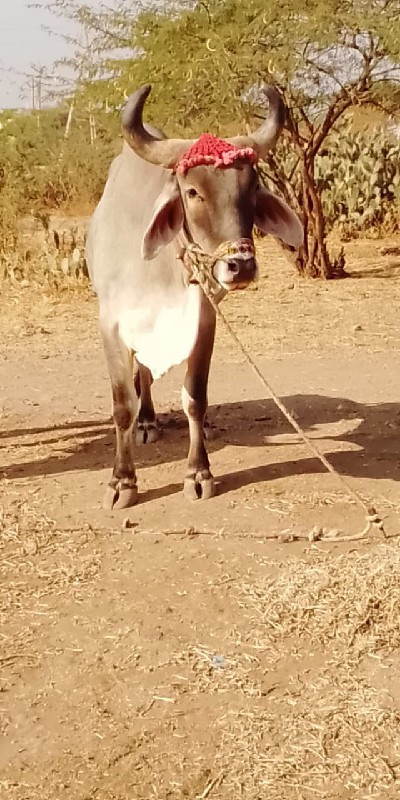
[[315, 125, 400, 236], [261, 123, 400, 238]]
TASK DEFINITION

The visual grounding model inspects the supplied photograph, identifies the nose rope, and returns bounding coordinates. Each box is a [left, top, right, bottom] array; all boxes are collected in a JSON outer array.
[[179, 239, 386, 543], [181, 238, 256, 302]]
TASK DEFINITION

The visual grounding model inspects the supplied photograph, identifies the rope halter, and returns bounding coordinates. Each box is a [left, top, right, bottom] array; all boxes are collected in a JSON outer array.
[[180, 238, 256, 303]]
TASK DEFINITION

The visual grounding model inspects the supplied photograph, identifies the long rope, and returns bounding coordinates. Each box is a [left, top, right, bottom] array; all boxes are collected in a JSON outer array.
[[184, 242, 386, 540]]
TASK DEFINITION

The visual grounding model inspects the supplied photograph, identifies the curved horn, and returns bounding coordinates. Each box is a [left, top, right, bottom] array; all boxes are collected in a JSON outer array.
[[122, 84, 194, 168], [229, 85, 287, 159]]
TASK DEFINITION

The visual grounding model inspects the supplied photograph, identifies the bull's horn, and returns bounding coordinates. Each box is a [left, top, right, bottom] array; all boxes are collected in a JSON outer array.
[[122, 84, 194, 168], [229, 85, 287, 159]]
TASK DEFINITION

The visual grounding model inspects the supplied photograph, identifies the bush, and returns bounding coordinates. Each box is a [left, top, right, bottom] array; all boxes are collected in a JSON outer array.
[[0, 106, 119, 277], [317, 127, 400, 237], [261, 123, 400, 241]]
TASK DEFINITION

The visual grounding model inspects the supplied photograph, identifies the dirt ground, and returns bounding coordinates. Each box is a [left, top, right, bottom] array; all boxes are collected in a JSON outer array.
[[1, 237, 400, 799]]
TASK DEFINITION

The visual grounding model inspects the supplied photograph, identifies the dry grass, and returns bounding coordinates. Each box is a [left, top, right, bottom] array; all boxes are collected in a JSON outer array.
[[168, 645, 263, 698], [239, 544, 400, 656], [207, 545, 400, 799], [215, 665, 400, 799], [0, 504, 101, 611], [0, 504, 102, 685]]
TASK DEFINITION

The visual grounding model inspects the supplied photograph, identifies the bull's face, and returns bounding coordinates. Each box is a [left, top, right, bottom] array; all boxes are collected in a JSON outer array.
[[177, 161, 260, 290], [122, 84, 303, 291], [142, 162, 303, 291]]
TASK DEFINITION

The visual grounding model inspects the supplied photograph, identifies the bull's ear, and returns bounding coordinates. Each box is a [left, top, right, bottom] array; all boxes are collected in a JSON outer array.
[[142, 178, 184, 260], [255, 186, 303, 248]]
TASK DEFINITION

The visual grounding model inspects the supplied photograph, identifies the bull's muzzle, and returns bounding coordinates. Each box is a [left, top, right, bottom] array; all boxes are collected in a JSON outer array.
[[215, 255, 258, 291]]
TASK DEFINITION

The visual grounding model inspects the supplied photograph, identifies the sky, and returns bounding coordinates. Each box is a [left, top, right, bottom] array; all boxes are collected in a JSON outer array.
[[0, 1, 78, 109]]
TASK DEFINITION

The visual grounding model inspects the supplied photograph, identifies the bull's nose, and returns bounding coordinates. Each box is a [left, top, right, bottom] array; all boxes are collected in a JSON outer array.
[[227, 257, 257, 278], [227, 259, 241, 276]]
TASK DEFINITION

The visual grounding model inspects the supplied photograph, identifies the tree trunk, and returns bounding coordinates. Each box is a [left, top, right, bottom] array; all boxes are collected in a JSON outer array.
[[274, 153, 347, 279], [296, 162, 346, 279]]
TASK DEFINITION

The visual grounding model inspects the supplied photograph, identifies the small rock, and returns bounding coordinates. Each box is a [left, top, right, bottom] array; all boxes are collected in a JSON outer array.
[[353, 324, 363, 332], [212, 655, 226, 669], [308, 525, 323, 542]]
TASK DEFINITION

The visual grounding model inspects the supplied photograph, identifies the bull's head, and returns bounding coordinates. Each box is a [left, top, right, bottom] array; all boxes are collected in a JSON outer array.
[[122, 84, 303, 291]]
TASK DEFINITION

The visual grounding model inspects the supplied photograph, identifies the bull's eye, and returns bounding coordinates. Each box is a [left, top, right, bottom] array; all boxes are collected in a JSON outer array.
[[187, 188, 198, 199]]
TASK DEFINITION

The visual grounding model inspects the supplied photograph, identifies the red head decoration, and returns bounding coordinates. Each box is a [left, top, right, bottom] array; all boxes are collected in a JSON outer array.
[[175, 133, 257, 174]]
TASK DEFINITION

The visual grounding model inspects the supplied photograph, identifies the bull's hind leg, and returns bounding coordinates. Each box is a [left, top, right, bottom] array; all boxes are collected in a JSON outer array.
[[182, 296, 216, 501], [101, 321, 139, 510], [133, 362, 161, 445]]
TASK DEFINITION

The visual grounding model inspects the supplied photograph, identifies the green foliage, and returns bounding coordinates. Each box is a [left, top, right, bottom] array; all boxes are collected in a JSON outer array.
[[260, 125, 400, 238], [59, 0, 400, 136], [316, 127, 400, 235], [0, 107, 118, 258]]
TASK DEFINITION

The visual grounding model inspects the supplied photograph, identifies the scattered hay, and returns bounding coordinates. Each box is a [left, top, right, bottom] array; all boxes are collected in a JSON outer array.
[[215, 664, 400, 799], [0, 505, 102, 682], [0, 505, 101, 615], [239, 544, 400, 656], [168, 645, 262, 698], [211, 544, 400, 798]]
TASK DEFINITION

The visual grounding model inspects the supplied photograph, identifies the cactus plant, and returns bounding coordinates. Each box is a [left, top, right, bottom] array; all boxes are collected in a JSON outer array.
[[261, 124, 400, 242], [314, 126, 400, 236]]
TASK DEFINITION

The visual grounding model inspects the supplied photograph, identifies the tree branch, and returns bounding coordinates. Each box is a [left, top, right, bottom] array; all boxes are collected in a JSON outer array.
[[308, 93, 353, 160]]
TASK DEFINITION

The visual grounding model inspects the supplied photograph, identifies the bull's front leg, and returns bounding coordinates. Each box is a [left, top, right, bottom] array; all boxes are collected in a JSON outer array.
[[182, 296, 216, 501], [101, 320, 139, 510]]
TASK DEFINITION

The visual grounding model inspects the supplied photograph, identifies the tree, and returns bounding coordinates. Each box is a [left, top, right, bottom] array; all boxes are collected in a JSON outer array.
[[42, 0, 400, 277]]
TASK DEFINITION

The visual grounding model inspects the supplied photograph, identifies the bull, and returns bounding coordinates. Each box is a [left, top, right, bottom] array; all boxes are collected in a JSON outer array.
[[86, 84, 303, 509]]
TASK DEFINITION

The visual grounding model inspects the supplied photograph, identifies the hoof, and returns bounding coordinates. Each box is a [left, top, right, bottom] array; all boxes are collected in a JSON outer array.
[[103, 480, 138, 510], [183, 471, 216, 501], [135, 421, 161, 445]]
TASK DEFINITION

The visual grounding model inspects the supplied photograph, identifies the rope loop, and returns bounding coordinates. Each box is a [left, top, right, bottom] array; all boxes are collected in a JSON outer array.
[[183, 238, 256, 302]]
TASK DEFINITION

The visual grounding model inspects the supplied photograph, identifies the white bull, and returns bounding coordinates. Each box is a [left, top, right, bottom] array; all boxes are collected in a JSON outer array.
[[86, 84, 303, 509]]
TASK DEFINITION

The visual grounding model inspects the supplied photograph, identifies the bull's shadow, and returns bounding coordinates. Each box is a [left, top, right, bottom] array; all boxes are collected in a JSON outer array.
[[2, 394, 400, 492]]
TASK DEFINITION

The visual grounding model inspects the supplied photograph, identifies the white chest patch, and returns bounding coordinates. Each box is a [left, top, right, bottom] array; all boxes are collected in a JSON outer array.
[[118, 284, 202, 380]]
